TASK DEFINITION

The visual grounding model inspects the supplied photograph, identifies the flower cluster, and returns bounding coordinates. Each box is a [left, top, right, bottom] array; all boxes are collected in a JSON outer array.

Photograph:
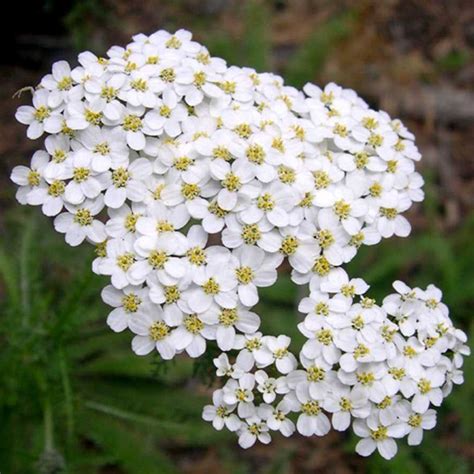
[[12, 28, 468, 459], [204, 276, 468, 458]]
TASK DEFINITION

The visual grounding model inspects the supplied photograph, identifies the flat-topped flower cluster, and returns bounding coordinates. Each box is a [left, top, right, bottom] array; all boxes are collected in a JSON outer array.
[[12, 28, 469, 459]]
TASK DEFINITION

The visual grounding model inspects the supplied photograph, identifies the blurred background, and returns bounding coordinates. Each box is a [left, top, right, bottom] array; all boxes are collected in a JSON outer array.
[[0, 1, 473, 473]]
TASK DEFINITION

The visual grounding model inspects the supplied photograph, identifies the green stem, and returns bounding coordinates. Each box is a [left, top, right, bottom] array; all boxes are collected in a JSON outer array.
[[36, 371, 54, 452], [43, 395, 54, 452], [59, 348, 74, 449]]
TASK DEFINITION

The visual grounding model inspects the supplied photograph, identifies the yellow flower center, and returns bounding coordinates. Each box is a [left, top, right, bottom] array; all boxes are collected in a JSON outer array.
[[315, 302, 329, 316], [193, 71, 206, 88], [246, 144, 265, 164], [148, 250, 168, 269], [160, 68, 176, 83], [307, 365, 326, 382], [184, 314, 204, 334], [234, 123, 252, 139], [340, 397, 352, 411], [122, 114, 142, 132], [57, 76, 73, 91], [124, 213, 140, 232], [313, 170, 331, 189], [368, 133, 383, 147], [235, 266, 254, 284], [408, 414, 422, 427], [73, 208, 93, 226], [85, 109, 103, 125], [222, 172, 241, 191], [208, 201, 229, 218], [219, 81, 236, 94], [301, 400, 321, 416], [149, 321, 170, 341], [356, 371, 375, 386], [164, 285, 181, 304], [316, 329, 333, 345], [111, 167, 130, 188], [174, 156, 193, 171], [351, 315, 365, 330], [257, 193, 275, 211], [116, 253, 135, 271], [219, 308, 238, 326], [34, 106, 51, 122], [165, 36, 182, 49], [27, 170, 41, 187], [101, 86, 118, 102], [186, 247, 206, 266], [122, 293, 141, 313], [388, 367, 406, 381], [417, 378, 431, 394], [334, 200, 351, 220], [203, 277, 220, 295], [333, 123, 348, 137], [94, 142, 110, 155], [130, 78, 148, 92], [213, 146, 231, 161], [370, 426, 388, 441], [181, 183, 200, 200], [312, 256, 331, 276], [280, 235, 298, 256], [241, 224, 261, 245], [48, 180, 65, 196]]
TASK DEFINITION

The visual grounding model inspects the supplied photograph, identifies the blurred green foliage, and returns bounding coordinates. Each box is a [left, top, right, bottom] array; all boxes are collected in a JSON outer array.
[[1, 3, 473, 473]]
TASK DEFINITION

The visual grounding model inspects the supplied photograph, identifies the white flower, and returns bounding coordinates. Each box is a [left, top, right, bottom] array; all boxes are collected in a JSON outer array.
[[170, 311, 209, 358], [129, 305, 177, 359], [119, 68, 164, 108], [105, 202, 145, 238], [395, 400, 437, 445], [54, 197, 105, 246], [64, 151, 106, 205], [223, 373, 256, 418], [231, 245, 281, 307], [15, 89, 62, 139], [209, 157, 256, 211], [214, 351, 254, 379], [288, 384, 331, 437], [354, 414, 407, 460], [104, 158, 151, 208], [75, 126, 128, 172], [205, 303, 260, 351], [222, 214, 282, 252], [241, 182, 297, 228], [263, 335, 297, 374], [98, 238, 138, 289], [202, 389, 242, 431], [323, 383, 370, 431], [135, 201, 190, 237], [66, 98, 105, 131], [258, 400, 295, 437], [238, 415, 271, 448], [40, 61, 79, 107], [130, 233, 186, 285], [101, 284, 150, 332], [185, 253, 238, 313], [374, 191, 411, 238], [255, 370, 288, 403], [403, 368, 445, 413], [338, 363, 391, 403], [11, 150, 49, 205], [318, 188, 367, 236]]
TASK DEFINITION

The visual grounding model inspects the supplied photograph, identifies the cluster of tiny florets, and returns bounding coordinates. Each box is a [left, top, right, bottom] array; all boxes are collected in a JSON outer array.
[[12, 28, 468, 459]]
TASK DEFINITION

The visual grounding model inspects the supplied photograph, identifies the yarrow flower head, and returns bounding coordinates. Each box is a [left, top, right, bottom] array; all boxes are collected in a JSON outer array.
[[12, 28, 469, 459]]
